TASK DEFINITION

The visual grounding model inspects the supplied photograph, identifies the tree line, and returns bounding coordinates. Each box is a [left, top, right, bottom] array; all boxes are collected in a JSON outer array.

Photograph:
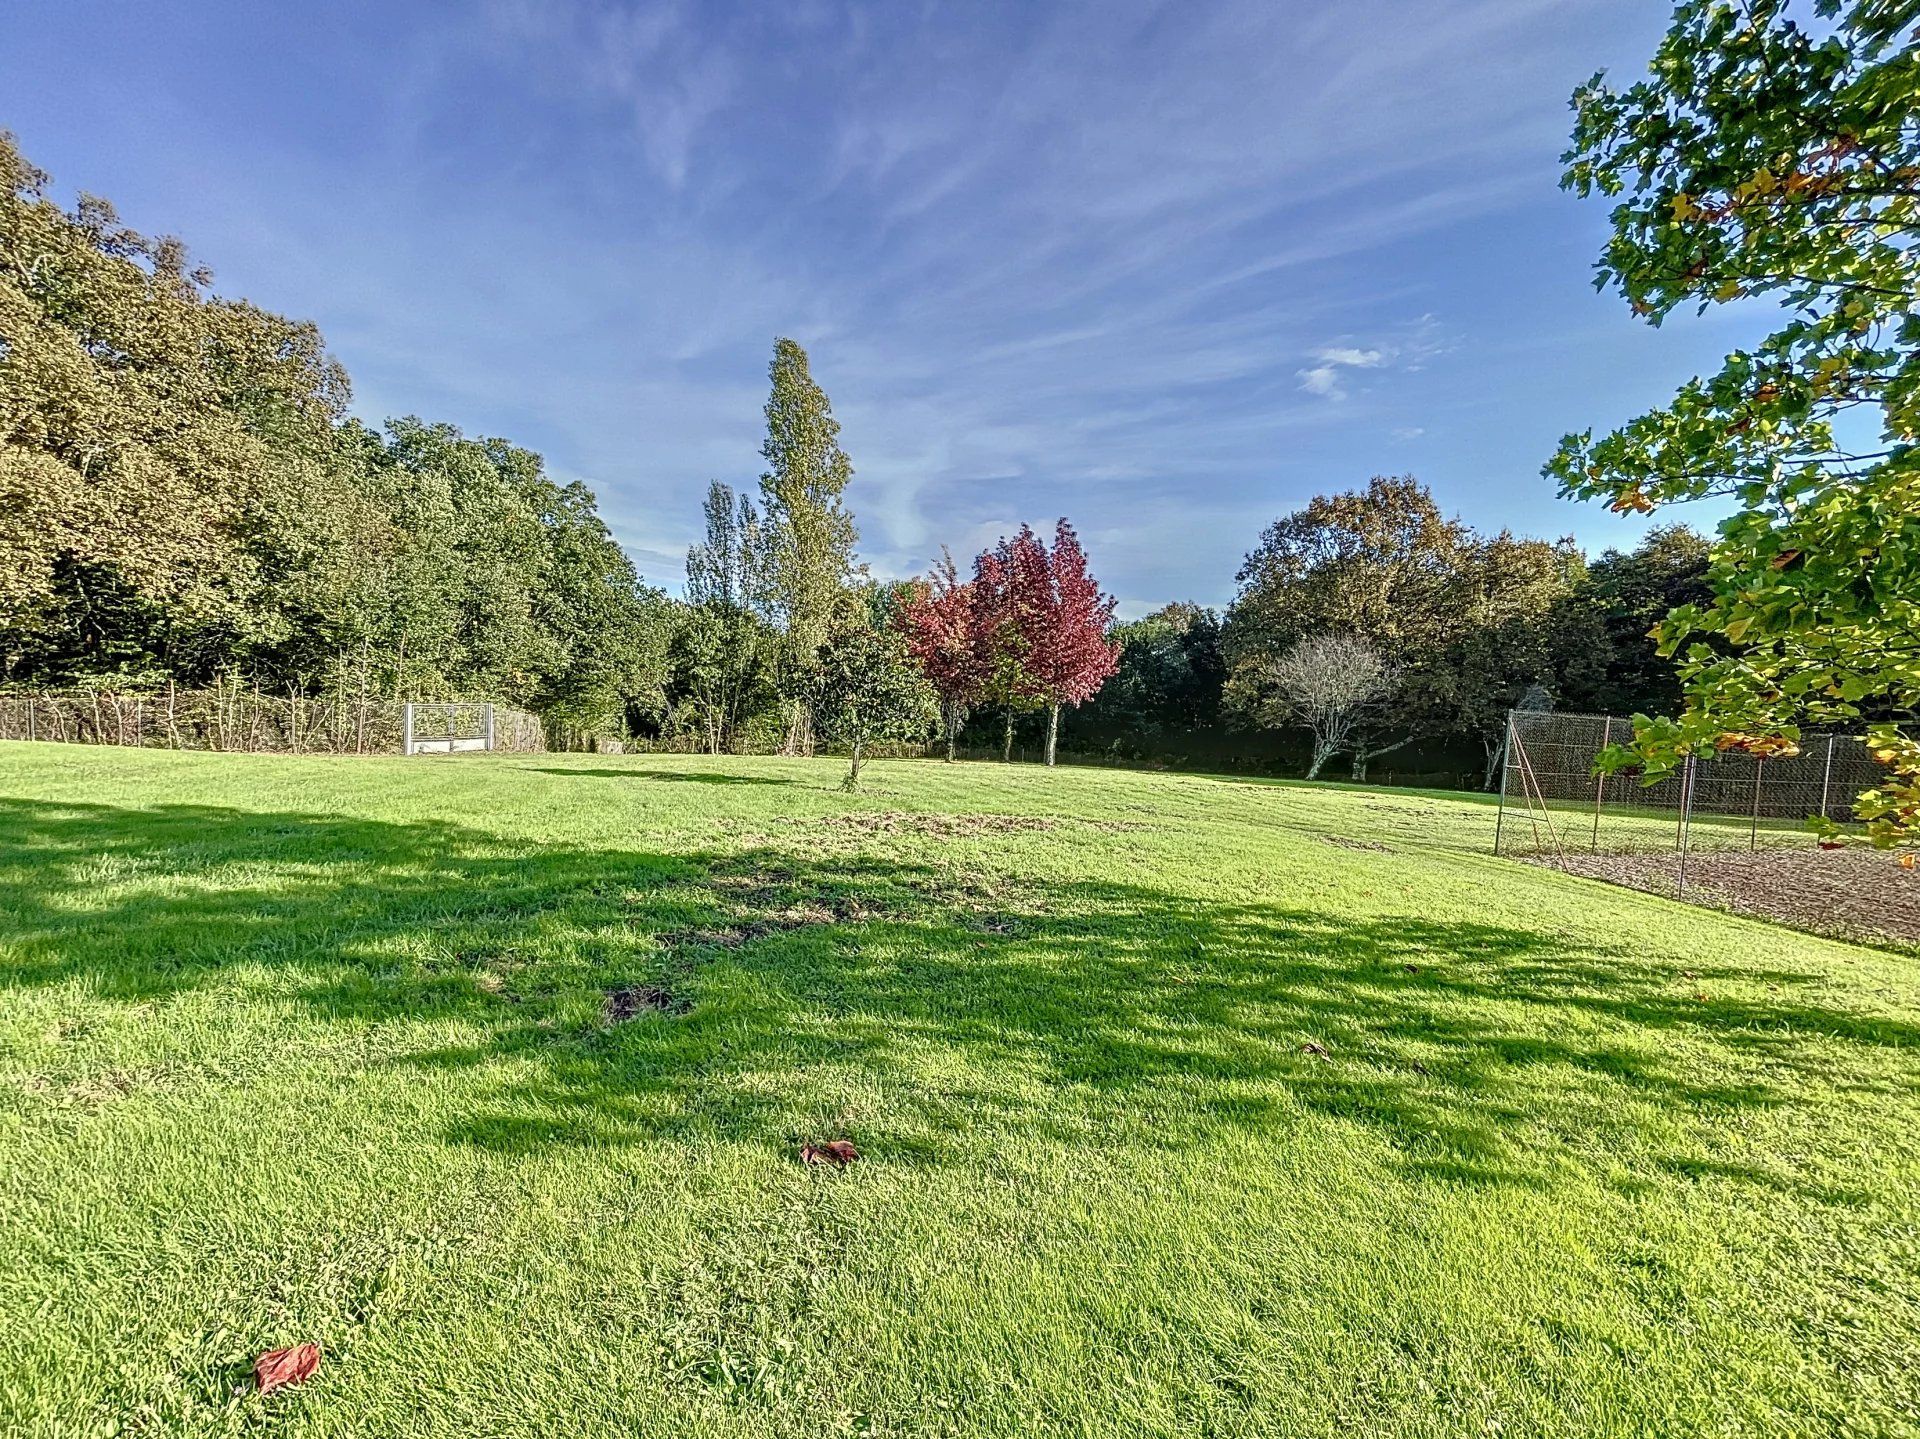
[[0, 125, 1706, 790], [11, 0, 1910, 830], [1069, 482, 1709, 786], [0, 131, 665, 740]]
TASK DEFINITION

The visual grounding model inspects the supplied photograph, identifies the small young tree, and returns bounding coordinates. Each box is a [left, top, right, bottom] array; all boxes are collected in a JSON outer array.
[[1021, 519, 1120, 767], [1243, 631, 1394, 780], [809, 616, 936, 792], [896, 549, 989, 761]]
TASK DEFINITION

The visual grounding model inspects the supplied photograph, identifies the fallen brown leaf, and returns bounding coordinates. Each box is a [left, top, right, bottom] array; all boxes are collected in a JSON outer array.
[[254, 1342, 320, 1396], [1301, 1041, 1330, 1059], [800, 1139, 860, 1167]]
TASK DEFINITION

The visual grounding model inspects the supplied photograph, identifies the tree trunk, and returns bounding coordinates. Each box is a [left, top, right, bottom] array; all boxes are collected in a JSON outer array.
[[842, 741, 863, 792], [1481, 734, 1505, 791], [1354, 734, 1416, 784], [1305, 738, 1333, 780], [1002, 707, 1014, 762], [1044, 702, 1059, 767], [945, 709, 958, 762]]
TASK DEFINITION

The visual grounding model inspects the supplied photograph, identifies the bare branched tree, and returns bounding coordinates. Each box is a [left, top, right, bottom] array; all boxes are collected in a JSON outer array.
[[1256, 632, 1394, 780]]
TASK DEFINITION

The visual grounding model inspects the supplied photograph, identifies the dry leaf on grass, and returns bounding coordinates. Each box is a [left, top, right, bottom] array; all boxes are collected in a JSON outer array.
[[1300, 1041, 1330, 1059], [800, 1139, 860, 1167], [254, 1342, 321, 1395]]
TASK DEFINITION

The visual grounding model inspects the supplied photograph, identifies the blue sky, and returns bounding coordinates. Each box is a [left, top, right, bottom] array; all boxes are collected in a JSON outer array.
[[4, 1, 1759, 615]]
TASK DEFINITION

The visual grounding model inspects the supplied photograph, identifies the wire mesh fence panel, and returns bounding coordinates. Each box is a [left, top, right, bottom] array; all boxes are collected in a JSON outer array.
[[404, 702, 492, 754], [1495, 709, 1878, 858], [0, 690, 547, 756]]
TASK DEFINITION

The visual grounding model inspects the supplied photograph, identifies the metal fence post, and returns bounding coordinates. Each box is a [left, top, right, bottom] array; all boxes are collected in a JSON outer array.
[[1749, 758, 1764, 851], [1819, 735, 1836, 820], [402, 702, 414, 757], [1676, 755, 1697, 897], [1493, 711, 1513, 856], [1592, 715, 1611, 851], [484, 703, 496, 752]]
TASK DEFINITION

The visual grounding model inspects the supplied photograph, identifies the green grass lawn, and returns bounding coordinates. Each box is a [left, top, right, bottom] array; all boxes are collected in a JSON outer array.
[[2, 744, 1917, 1438]]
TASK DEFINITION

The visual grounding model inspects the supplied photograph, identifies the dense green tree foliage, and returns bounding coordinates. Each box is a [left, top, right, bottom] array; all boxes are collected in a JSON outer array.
[[0, 132, 666, 734], [671, 481, 777, 752], [1074, 604, 1227, 753], [1550, 525, 1713, 718], [808, 597, 936, 791], [1548, 0, 1920, 842], [1226, 478, 1566, 779], [1219, 478, 1711, 781]]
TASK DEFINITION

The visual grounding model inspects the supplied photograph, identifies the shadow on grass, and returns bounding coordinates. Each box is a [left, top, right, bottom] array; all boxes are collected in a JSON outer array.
[[0, 796, 1910, 1189]]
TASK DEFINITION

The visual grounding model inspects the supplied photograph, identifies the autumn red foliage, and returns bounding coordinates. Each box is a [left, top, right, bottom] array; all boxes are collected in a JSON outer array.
[[1023, 519, 1120, 764], [895, 550, 991, 760], [916, 519, 1117, 765]]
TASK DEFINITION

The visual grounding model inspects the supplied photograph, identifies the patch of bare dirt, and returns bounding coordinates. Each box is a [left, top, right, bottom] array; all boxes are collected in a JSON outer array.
[[1322, 835, 1392, 852], [601, 985, 685, 1022], [786, 811, 1140, 840], [1538, 846, 1920, 950]]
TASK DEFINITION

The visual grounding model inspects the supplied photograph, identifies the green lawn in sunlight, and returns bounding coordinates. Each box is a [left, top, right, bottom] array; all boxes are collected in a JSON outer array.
[[1, 743, 1916, 1437]]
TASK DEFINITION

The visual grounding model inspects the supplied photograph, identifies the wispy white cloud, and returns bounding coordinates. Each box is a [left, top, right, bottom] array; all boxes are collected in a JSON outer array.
[[12, 0, 1665, 609], [1297, 317, 1449, 400], [478, 0, 737, 187], [1299, 345, 1386, 398]]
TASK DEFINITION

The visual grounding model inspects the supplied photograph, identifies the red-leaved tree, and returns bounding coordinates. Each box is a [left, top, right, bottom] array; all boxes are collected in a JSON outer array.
[[896, 549, 989, 761], [969, 520, 1119, 765], [1023, 519, 1119, 766], [972, 527, 1045, 762]]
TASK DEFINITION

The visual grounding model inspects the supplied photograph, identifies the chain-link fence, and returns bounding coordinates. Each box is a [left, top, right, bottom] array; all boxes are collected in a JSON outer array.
[[1493, 708, 1880, 864]]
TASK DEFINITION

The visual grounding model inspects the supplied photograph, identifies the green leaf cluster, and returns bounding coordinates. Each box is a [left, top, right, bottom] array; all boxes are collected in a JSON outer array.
[[1550, 0, 1920, 843]]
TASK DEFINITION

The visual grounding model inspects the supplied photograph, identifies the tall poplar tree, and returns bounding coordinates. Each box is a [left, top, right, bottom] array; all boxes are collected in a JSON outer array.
[[678, 481, 776, 752], [756, 337, 859, 752]]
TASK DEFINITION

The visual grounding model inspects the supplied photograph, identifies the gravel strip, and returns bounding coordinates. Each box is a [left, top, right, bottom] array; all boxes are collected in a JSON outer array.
[[1533, 847, 1920, 952]]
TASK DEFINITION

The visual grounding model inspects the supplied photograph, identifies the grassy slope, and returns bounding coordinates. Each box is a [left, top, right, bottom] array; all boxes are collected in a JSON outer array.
[[0, 744, 1915, 1439]]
